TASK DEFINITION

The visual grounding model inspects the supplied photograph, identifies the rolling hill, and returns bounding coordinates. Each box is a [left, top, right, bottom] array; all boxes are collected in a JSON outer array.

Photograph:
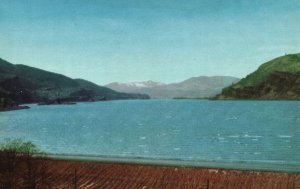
[[216, 53, 300, 100], [0, 58, 149, 107]]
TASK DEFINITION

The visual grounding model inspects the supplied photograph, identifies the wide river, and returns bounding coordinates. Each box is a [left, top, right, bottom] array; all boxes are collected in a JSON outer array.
[[0, 100, 299, 172]]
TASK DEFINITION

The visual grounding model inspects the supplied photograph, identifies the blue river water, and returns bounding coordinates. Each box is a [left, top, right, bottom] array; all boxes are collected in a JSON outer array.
[[0, 100, 299, 172]]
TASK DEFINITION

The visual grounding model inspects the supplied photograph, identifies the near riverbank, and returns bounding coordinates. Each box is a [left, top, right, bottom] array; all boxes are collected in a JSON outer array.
[[1, 157, 299, 189]]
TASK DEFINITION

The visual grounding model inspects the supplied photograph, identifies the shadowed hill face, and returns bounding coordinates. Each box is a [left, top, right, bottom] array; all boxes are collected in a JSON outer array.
[[0, 59, 17, 80], [217, 53, 300, 100], [0, 58, 150, 104], [75, 79, 117, 96], [15, 64, 79, 89], [0, 59, 78, 89]]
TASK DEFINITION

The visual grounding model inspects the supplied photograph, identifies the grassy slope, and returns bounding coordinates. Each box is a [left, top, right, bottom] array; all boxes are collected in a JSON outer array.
[[217, 53, 300, 100], [234, 53, 300, 88]]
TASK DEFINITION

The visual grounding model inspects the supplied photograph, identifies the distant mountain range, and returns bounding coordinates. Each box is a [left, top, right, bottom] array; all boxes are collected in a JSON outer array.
[[216, 53, 300, 100], [106, 81, 165, 91], [0, 58, 149, 107], [106, 76, 240, 99], [2, 52, 298, 109]]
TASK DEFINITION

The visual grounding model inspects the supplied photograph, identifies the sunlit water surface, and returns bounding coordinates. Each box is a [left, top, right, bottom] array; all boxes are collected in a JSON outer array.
[[0, 100, 299, 172]]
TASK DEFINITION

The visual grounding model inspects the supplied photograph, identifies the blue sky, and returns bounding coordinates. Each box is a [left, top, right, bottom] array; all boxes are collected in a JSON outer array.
[[1, 0, 299, 85]]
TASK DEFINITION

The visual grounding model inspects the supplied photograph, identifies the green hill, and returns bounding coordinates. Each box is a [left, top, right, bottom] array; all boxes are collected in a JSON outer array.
[[0, 58, 149, 107], [216, 53, 300, 100]]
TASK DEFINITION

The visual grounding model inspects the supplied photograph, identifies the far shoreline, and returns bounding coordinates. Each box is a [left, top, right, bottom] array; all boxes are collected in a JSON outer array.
[[1, 99, 299, 113]]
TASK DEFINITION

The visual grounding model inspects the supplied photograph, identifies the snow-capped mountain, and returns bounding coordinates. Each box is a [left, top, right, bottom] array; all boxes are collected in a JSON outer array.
[[106, 81, 166, 91], [105, 76, 240, 99]]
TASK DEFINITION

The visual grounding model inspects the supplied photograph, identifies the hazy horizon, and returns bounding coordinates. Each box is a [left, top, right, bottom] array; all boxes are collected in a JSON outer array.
[[1, 0, 299, 85]]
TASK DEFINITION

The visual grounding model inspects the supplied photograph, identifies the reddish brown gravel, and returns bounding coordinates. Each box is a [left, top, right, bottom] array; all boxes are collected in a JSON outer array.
[[4, 158, 298, 189]]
